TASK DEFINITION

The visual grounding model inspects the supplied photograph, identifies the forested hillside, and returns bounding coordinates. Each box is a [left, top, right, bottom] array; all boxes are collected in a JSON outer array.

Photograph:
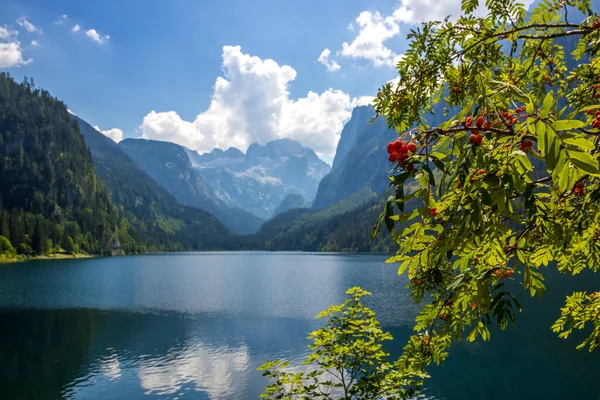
[[0, 73, 119, 258], [256, 188, 393, 252], [76, 118, 236, 252]]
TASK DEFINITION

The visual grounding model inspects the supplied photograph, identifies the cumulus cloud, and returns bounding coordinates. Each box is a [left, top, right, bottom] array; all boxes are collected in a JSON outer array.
[[139, 46, 370, 159], [340, 11, 402, 67], [55, 14, 68, 25], [94, 125, 123, 142], [72, 24, 80, 32], [16, 17, 41, 34], [30, 40, 40, 47], [340, 0, 536, 67], [0, 26, 32, 69], [85, 29, 110, 44], [317, 48, 340, 72], [393, 0, 536, 23], [0, 26, 18, 41]]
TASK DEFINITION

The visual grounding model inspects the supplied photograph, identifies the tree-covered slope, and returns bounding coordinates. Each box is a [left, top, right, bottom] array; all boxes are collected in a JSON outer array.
[[76, 118, 235, 251], [256, 188, 394, 252], [0, 73, 119, 256], [272, 194, 306, 217]]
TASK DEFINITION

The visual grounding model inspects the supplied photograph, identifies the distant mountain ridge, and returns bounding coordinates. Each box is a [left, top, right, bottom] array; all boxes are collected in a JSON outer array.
[[119, 138, 264, 234], [187, 138, 331, 219]]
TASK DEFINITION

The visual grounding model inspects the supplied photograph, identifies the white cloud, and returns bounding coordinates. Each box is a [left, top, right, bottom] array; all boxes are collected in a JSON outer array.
[[317, 48, 340, 72], [16, 17, 41, 34], [139, 46, 369, 159], [55, 14, 68, 25], [340, 0, 536, 67], [0, 26, 9, 40], [85, 29, 109, 44], [0, 25, 17, 40], [0, 42, 32, 68], [30, 40, 40, 47], [340, 11, 401, 67], [392, 0, 535, 23], [72, 24, 80, 32], [94, 125, 123, 142]]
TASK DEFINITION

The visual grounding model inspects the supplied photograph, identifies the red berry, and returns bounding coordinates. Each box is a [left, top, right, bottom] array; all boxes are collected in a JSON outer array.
[[476, 116, 485, 128], [596, 93, 600, 99], [406, 164, 414, 172], [470, 134, 483, 146], [457, 181, 462, 189], [593, 120, 600, 129], [430, 207, 438, 216], [595, 84, 600, 91], [398, 154, 408, 163], [596, 110, 600, 117], [520, 140, 532, 151], [483, 121, 492, 130], [470, 177, 477, 183], [399, 145, 408, 154], [388, 153, 398, 162], [574, 183, 585, 196], [392, 140, 404, 152], [465, 117, 474, 127], [477, 169, 486, 175], [387, 142, 395, 154], [407, 143, 418, 153], [503, 111, 512, 119], [587, 109, 595, 116]]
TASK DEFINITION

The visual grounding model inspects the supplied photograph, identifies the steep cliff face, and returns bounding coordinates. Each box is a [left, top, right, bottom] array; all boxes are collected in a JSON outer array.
[[330, 106, 376, 171], [312, 107, 397, 210]]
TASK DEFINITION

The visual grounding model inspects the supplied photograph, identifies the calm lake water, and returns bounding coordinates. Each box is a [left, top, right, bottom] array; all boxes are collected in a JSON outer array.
[[0, 252, 598, 400]]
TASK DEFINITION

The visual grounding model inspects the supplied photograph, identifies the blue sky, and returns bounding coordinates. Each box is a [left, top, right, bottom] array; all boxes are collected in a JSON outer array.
[[0, 0, 502, 161]]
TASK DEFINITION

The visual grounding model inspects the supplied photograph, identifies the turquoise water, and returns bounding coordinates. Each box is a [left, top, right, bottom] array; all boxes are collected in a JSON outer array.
[[0, 252, 598, 399]]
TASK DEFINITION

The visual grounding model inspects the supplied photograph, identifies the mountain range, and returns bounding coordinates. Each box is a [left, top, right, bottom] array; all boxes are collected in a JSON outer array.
[[187, 139, 330, 220], [0, 72, 401, 257]]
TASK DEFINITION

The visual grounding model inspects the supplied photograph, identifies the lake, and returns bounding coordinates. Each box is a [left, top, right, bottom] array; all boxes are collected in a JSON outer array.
[[0, 252, 598, 399]]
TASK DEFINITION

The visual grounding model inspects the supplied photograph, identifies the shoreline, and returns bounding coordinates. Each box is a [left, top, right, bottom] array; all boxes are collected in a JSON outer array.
[[0, 253, 93, 264]]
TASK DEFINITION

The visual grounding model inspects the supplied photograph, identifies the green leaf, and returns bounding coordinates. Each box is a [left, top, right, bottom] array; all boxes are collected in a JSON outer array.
[[552, 120, 586, 131], [563, 138, 595, 150], [569, 151, 600, 175], [540, 91, 553, 118]]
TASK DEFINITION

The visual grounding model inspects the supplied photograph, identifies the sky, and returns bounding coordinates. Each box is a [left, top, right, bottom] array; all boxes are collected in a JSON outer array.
[[0, 0, 532, 162]]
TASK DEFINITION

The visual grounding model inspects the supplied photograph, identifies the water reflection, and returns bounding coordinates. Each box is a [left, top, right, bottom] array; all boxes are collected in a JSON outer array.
[[138, 341, 250, 397], [0, 254, 599, 399], [0, 308, 317, 400]]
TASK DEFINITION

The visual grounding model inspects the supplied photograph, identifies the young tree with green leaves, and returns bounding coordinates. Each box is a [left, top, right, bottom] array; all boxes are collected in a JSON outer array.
[[259, 288, 426, 399], [262, 0, 600, 397]]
